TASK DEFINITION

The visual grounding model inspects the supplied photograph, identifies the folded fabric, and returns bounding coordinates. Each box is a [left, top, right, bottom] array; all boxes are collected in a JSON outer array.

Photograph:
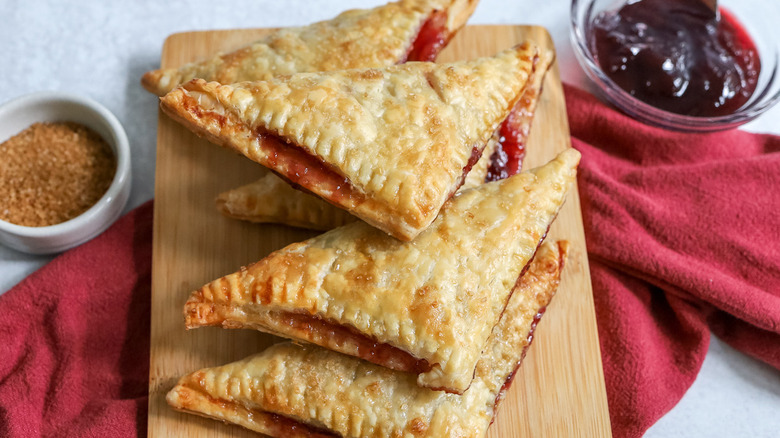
[[564, 83, 780, 438], [1, 85, 778, 438], [0, 201, 153, 437]]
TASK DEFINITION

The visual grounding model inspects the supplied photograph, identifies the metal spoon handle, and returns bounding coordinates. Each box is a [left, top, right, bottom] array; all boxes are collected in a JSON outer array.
[[700, 0, 719, 17]]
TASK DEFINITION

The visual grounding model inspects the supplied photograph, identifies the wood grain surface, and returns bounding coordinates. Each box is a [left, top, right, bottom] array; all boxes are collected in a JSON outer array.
[[148, 25, 612, 438]]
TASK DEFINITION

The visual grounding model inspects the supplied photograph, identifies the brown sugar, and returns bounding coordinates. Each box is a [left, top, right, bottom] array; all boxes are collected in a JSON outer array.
[[0, 122, 116, 227]]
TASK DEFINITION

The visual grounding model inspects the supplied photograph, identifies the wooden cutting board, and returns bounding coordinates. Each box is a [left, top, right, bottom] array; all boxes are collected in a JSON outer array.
[[148, 25, 612, 438]]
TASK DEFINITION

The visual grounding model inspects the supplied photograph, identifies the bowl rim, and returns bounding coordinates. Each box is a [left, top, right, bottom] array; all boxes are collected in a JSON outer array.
[[0, 91, 131, 238], [569, 0, 780, 131]]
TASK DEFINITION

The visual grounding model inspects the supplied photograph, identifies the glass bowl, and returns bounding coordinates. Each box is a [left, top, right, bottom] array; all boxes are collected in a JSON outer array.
[[571, 0, 780, 132]]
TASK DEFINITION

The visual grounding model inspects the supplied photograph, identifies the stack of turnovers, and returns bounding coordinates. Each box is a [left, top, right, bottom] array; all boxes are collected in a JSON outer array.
[[215, 48, 554, 231], [144, 0, 579, 436], [168, 240, 569, 438], [142, 0, 555, 237], [159, 44, 540, 241], [183, 149, 579, 394]]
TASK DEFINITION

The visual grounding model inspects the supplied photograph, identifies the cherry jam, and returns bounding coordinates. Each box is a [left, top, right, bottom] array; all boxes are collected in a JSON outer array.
[[591, 0, 760, 117], [404, 10, 450, 62], [486, 108, 527, 182]]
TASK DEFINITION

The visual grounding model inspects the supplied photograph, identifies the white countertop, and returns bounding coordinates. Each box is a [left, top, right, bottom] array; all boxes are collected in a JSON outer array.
[[1, 1, 779, 436]]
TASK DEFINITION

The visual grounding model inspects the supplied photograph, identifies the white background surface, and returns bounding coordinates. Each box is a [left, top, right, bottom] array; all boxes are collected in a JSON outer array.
[[1, 0, 779, 436]]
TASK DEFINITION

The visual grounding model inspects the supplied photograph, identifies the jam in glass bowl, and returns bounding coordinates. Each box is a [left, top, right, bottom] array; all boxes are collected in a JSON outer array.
[[571, 0, 780, 131]]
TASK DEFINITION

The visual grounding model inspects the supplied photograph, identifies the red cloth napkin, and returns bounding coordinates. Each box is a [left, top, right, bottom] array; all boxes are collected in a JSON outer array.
[[0, 86, 779, 437], [0, 201, 152, 437], [565, 83, 780, 437]]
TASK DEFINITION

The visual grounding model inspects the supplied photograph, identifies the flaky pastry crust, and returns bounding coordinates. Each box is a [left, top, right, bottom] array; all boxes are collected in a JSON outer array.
[[508, 49, 554, 157], [168, 240, 569, 438], [216, 172, 357, 231], [214, 48, 555, 232], [216, 138, 495, 231], [184, 149, 579, 393], [160, 44, 539, 241], [462, 134, 497, 187], [142, 0, 479, 95], [214, 48, 556, 232]]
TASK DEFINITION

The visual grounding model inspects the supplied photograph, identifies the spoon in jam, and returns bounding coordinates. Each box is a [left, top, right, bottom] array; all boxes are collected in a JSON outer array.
[[700, 0, 719, 19]]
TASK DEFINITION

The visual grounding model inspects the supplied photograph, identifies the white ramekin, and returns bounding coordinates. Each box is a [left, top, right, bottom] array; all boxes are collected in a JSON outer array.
[[0, 92, 131, 254]]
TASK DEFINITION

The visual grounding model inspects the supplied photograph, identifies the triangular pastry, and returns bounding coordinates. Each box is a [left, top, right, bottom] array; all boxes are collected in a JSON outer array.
[[168, 240, 568, 438], [215, 138, 497, 231], [160, 44, 540, 241], [142, 0, 480, 95], [214, 49, 554, 232], [184, 148, 579, 393]]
